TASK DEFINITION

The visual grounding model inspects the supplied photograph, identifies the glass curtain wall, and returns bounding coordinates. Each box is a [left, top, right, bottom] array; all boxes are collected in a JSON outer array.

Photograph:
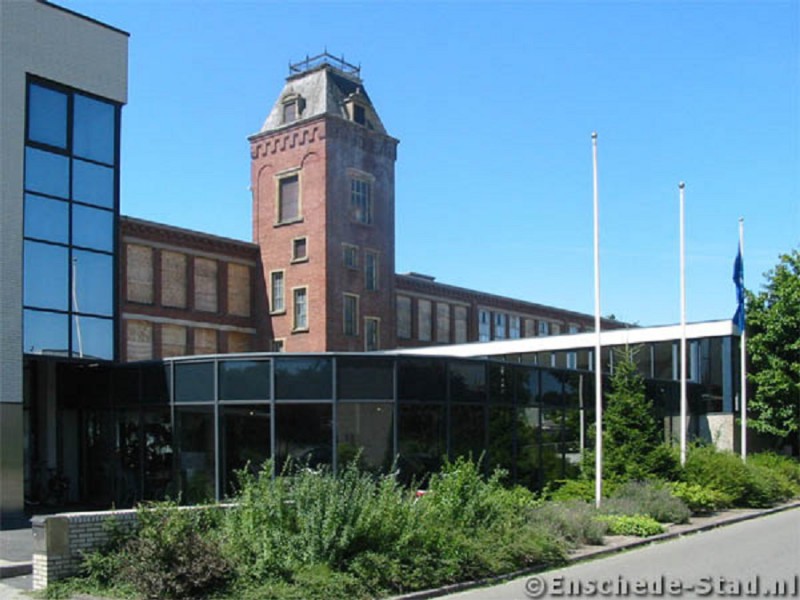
[[23, 78, 120, 361]]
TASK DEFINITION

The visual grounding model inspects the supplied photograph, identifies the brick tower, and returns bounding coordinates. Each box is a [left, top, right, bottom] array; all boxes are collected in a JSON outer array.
[[249, 54, 398, 352]]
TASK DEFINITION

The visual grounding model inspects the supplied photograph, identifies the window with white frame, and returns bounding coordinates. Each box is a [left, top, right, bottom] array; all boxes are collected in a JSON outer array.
[[397, 295, 412, 339], [509, 316, 521, 339], [454, 306, 468, 343], [293, 287, 308, 330], [292, 237, 307, 262], [494, 313, 506, 339], [343, 293, 359, 336], [270, 270, 285, 313], [418, 299, 432, 341], [350, 178, 372, 225], [436, 303, 450, 343], [343, 244, 358, 269], [478, 309, 490, 342], [538, 320, 550, 337], [277, 174, 300, 224]]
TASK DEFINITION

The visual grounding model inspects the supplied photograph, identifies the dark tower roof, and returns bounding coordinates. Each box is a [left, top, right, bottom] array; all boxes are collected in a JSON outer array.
[[257, 52, 387, 135]]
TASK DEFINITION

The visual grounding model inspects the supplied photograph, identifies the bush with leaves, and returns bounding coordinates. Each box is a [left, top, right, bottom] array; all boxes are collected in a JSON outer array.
[[682, 445, 796, 508], [530, 500, 607, 547], [120, 502, 231, 600], [598, 514, 664, 537], [668, 482, 732, 514], [602, 481, 690, 524]]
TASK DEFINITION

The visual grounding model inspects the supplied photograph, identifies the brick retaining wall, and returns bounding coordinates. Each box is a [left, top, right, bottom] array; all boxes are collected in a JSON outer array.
[[32, 509, 138, 590]]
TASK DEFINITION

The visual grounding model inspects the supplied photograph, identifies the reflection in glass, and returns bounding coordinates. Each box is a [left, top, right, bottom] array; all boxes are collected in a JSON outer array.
[[275, 403, 332, 471], [28, 84, 68, 148], [539, 370, 564, 408], [72, 204, 113, 251], [174, 406, 215, 504], [488, 363, 514, 404], [449, 361, 486, 403], [397, 359, 446, 401], [25, 148, 69, 198], [337, 357, 394, 400], [397, 403, 445, 484], [517, 366, 538, 405], [72, 159, 114, 208], [23, 310, 68, 355], [450, 404, 486, 463], [174, 362, 214, 402], [73, 94, 116, 165], [274, 358, 332, 400], [487, 406, 515, 477], [82, 409, 115, 506], [516, 406, 541, 488], [142, 365, 171, 404], [72, 316, 114, 360], [72, 250, 113, 316], [24, 194, 68, 243], [219, 360, 270, 401], [143, 409, 173, 501], [337, 403, 393, 472], [24, 241, 67, 310], [221, 406, 270, 496]]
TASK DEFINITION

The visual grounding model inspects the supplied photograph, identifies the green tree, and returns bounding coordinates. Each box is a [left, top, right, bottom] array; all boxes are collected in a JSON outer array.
[[745, 248, 800, 450], [600, 347, 676, 481]]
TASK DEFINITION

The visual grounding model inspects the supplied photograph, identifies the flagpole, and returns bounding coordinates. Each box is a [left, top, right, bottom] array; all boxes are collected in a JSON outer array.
[[679, 182, 687, 466], [592, 132, 602, 508], [739, 217, 747, 461]]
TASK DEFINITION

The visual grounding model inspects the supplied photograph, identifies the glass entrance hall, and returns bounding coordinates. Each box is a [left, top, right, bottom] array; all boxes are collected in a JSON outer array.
[[41, 352, 706, 508]]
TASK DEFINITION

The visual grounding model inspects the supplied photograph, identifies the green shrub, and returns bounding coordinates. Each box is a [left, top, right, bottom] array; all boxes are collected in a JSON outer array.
[[603, 481, 690, 524], [122, 502, 231, 600], [530, 501, 607, 547], [668, 482, 732, 513], [545, 478, 614, 502], [682, 445, 797, 508], [598, 514, 664, 537], [747, 453, 800, 495]]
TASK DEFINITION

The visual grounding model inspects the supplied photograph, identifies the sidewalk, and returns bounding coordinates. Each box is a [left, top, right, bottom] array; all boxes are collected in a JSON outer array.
[[0, 526, 33, 600]]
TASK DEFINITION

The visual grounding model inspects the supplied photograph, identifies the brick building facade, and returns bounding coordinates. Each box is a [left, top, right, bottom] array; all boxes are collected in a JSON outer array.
[[119, 54, 623, 359]]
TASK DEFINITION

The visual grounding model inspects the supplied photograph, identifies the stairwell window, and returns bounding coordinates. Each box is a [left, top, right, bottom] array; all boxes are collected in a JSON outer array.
[[270, 270, 285, 314], [344, 294, 359, 336], [293, 287, 308, 331], [277, 174, 300, 224], [351, 178, 372, 225], [365, 251, 379, 291]]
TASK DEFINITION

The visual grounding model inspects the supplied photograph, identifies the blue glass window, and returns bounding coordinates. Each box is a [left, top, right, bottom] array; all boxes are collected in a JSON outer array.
[[72, 250, 113, 316], [175, 363, 215, 403], [71, 316, 114, 360], [25, 148, 69, 198], [24, 310, 69, 355], [24, 194, 68, 244], [72, 159, 114, 208], [73, 95, 115, 165], [72, 205, 113, 251], [24, 241, 68, 310], [28, 84, 68, 148]]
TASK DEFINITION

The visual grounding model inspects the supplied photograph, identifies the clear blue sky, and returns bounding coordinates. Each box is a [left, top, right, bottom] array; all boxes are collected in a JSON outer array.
[[62, 0, 799, 326]]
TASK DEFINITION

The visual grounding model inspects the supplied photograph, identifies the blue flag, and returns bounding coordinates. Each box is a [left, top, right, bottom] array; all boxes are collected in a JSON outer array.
[[733, 245, 745, 330]]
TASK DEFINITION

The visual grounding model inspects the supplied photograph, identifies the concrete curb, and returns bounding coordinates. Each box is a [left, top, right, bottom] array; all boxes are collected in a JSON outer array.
[[390, 500, 800, 600]]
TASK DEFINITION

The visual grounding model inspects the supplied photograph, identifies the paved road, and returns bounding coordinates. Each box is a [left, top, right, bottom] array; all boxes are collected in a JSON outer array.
[[447, 508, 800, 599]]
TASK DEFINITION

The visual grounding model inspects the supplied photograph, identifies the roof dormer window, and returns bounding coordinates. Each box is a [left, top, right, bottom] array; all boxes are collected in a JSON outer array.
[[281, 93, 303, 124], [353, 104, 365, 125]]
